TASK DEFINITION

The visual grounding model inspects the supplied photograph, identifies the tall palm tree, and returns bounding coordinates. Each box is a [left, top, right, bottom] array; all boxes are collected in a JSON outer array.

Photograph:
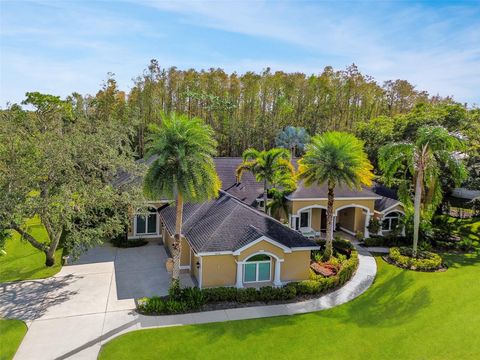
[[379, 126, 466, 257], [236, 148, 295, 212], [298, 132, 374, 259], [275, 126, 310, 158], [144, 113, 221, 281]]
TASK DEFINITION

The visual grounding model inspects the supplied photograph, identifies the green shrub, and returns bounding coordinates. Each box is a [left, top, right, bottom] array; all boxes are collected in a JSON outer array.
[[138, 251, 359, 315], [111, 236, 148, 248], [388, 247, 442, 271]]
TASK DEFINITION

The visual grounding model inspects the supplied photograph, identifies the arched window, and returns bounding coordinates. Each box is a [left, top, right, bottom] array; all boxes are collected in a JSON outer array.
[[382, 212, 402, 231], [244, 254, 271, 283]]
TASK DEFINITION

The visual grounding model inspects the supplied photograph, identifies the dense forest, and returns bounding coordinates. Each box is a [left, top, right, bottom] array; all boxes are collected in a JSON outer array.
[[3, 60, 479, 188], [89, 60, 454, 157]]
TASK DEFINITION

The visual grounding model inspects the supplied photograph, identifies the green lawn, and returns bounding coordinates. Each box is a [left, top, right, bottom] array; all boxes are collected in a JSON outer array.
[[0, 218, 62, 283], [446, 216, 480, 241], [0, 319, 27, 360], [99, 252, 480, 360]]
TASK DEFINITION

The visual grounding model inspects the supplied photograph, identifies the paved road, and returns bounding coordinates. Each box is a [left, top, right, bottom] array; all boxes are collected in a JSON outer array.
[[1, 243, 376, 360]]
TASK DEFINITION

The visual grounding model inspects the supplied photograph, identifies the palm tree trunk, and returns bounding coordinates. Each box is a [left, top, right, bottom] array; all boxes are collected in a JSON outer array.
[[173, 191, 183, 281], [325, 181, 335, 260], [263, 179, 268, 213], [413, 168, 423, 258]]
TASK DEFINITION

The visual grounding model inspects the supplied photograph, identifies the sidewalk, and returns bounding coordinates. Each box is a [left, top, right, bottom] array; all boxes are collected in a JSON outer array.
[[12, 243, 377, 360]]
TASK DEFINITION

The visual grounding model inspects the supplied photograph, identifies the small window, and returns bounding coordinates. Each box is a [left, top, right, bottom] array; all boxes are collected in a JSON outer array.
[[135, 209, 158, 235], [247, 254, 270, 261], [300, 211, 309, 228], [243, 254, 272, 283], [382, 212, 402, 231]]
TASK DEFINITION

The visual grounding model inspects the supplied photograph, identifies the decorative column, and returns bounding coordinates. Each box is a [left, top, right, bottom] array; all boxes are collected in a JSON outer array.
[[236, 261, 243, 288], [273, 260, 282, 286], [364, 213, 371, 238]]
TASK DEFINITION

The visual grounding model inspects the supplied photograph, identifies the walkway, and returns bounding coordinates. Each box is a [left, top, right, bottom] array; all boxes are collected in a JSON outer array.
[[4, 243, 376, 360]]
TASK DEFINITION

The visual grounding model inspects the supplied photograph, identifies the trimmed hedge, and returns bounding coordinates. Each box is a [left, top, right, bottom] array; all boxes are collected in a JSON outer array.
[[111, 236, 148, 248], [137, 250, 359, 315], [388, 247, 443, 271]]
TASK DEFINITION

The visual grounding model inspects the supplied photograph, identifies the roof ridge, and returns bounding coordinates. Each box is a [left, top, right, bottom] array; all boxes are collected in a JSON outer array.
[[197, 195, 240, 252], [219, 190, 291, 228]]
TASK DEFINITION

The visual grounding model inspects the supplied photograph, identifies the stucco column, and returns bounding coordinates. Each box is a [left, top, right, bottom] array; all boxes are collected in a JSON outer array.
[[236, 261, 243, 288], [273, 260, 282, 287], [364, 213, 371, 238]]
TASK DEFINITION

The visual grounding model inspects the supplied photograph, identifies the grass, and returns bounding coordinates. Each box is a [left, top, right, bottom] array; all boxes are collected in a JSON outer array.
[[446, 216, 480, 241], [0, 319, 27, 360], [0, 218, 62, 283], [99, 252, 480, 360]]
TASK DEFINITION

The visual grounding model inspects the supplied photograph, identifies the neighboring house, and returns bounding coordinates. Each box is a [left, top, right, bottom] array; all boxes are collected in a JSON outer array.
[[159, 190, 318, 288], [116, 157, 403, 288]]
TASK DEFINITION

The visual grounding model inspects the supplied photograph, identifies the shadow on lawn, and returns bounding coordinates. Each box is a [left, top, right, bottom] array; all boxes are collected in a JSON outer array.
[[319, 269, 431, 328]]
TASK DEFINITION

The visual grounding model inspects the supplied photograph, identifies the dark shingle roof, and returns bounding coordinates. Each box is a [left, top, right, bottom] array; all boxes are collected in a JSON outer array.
[[287, 181, 381, 200], [374, 197, 401, 212], [114, 156, 263, 205], [159, 191, 317, 253]]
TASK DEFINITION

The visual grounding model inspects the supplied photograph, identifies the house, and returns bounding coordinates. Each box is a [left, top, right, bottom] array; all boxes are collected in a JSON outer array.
[[117, 157, 403, 288], [159, 190, 318, 288]]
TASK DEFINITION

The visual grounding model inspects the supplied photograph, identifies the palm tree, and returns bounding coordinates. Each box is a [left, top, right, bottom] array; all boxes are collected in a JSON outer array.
[[379, 126, 466, 257], [275, 126, 310, 158], [236, 148, 295, 212], [144, 113, 221, 281], [298, 132, 374, 260]]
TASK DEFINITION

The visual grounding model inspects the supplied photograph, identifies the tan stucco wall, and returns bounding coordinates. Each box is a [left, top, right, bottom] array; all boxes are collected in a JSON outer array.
[[201, 255, 237, 288], [355, 208, 366, 232], [237, 240, 285, 261], [290, 198, 376, 214], [163, 230, 190, 267], [311, 208, 321, 231], [338, 207, 355, 231], [281, 251, 311, 281], [191, 251, 200, 282]]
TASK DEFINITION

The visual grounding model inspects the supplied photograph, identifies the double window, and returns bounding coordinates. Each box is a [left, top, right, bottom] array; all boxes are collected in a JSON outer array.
[[135, 208, 158, 235], [382, 212, 402, 231], [244, 254, 271, 283]]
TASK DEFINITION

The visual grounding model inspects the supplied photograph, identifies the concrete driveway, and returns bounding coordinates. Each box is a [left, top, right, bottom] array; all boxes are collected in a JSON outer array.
[[0, 241, 193, 359]]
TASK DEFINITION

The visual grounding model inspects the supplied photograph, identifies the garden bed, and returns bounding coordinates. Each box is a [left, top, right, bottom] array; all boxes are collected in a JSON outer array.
[[385, 247, 446, 272], [137, 248, 359, 315]]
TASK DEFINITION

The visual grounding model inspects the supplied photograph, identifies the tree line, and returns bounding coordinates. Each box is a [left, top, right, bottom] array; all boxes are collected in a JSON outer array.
[[90, 60, 451, 158]]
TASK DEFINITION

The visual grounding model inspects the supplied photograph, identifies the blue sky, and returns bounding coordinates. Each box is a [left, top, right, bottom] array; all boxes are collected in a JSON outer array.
[[1, 0, 479, 106]]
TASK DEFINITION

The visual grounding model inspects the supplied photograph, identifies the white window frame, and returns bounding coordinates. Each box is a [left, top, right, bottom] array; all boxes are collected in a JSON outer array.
[[299, 209, 311, 230], [134, 209, 159, 236], [243, 258, 272, 283], [382, 212, 401, 231]]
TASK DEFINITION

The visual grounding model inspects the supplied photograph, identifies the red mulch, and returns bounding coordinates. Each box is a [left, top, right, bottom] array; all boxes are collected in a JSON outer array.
[[310, 262, 337, 277]]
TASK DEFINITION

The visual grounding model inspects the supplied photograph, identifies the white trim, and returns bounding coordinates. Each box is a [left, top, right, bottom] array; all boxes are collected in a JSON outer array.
[[339, 226, 356, 236], [299, 208, 312, 230], [285, 196, 381, 201], [383, 209, 405, 217], [334, 204, 373, 216], [127, 234, 162, 240], [199, 256, 203, 288], [379, 202, 403, 214], [243, 260, 272, 283], [196, 251, 233, 256], [291, 246, 321, 251], [232, 236, 292, 255]]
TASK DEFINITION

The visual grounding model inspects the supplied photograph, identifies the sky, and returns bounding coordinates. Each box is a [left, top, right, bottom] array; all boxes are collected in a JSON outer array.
[[1, 0, 479, 107]]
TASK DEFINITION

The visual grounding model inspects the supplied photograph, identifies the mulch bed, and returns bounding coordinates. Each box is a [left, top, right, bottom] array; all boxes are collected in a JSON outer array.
[[310, 262, 336, 277], [382, 255, 448, 273]]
